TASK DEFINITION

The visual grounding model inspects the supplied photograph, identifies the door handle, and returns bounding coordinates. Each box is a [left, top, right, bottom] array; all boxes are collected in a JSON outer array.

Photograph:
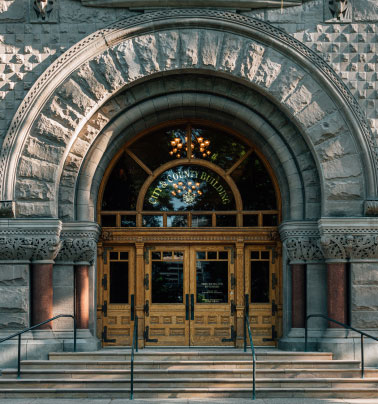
[[131, 294, 135, 321], [190, 294, 194, 321], [185, 294, 189, 321]]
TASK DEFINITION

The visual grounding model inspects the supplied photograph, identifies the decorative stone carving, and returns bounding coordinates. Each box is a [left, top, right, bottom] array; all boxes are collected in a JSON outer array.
[[0, 201, 15, 218], [0, 219, 62, 262], [55, 222, 101, 264], [0, 236, 35, 261], [325, 0, 352, 22], [31, 236, 61, 262], [320, 234, 378, 261], [284, 237, 323, 263], [81, 0, 302, 9], [319, 218, 378, 261], [365, 200, 378, 216], [30, 0, 58, 23]]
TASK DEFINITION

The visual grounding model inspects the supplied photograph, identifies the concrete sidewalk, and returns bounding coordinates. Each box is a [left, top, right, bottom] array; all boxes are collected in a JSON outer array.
[[0, 399, 378, 404]]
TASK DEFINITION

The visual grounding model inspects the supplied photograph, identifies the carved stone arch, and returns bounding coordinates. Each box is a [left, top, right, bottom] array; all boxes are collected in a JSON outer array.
[[1, 10, 374, 218], [74, 90, 305, 222]]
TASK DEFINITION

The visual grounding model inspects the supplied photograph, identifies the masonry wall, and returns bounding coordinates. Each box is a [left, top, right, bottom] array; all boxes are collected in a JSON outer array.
[[0, 0, 376, 153]]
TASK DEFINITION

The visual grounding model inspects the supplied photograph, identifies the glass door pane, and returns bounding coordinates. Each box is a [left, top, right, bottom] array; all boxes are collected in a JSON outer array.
[[145, 247, 189, 346]]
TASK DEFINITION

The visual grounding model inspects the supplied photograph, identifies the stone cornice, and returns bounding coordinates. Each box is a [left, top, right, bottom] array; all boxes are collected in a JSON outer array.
[[81, 0, 302, 9]]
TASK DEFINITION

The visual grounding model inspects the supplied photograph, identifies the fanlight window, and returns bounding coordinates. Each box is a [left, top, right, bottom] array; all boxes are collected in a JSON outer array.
[[100, 122, 279, 228]]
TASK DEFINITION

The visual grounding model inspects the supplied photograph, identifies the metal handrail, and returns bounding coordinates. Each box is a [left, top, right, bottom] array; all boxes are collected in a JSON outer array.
[[0, 314, 77, 378], [305, 314, 378, 378], [130, 315, 138, 400], [244, 294, 256, 400]]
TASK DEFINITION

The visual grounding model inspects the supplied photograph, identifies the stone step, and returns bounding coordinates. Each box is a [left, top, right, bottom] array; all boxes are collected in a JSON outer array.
[[4, 367, 376, 379], [1, 377, 378, 389], [0, 387, 378, 398], [19, 359, 361, 370], [48, 351, 333, 362]]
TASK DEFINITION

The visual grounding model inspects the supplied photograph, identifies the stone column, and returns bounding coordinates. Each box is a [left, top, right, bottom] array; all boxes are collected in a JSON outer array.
[[55, 223, 100, 331], [31, 263, 54, 328], [327, 262, 347, 327], [291, 264, 306, 328], [75, 265, 89, 329]]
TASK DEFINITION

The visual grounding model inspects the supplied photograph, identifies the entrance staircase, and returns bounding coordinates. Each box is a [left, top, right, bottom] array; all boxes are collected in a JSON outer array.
[[1, 348, 378, 399]]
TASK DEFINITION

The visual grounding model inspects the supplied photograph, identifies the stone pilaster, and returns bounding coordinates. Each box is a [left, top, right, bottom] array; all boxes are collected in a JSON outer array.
[[319, 218, 378, 331]]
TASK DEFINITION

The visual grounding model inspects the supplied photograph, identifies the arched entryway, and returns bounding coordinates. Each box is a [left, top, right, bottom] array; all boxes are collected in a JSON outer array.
[[96, 120, 282, 347]]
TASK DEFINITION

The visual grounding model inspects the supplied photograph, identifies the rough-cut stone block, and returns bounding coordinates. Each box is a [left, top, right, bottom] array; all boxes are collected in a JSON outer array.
[[218, 34, 243, 73], [0, 0, 25, 21], [18, 157, 56, 182], [201, 30, 223, 68], [33, 114, 71, 146], [59, 186, 75, 204], [113, 40, 142, 82], [133, 34, 160, 75], [72, 63, 109, 102], [352, 263, 378, 285], [325, 180, 363, 200], [0, 286, 28, 312], [352, 285, 378, 310], [179, 30, 199, 67], [57, 78, 97, 116], [352, 311, 378, 329], [269, 63, 306, 102], [24, 137, 64, 163], [157, 31, 180, 70], [89, 50, 126, 92], [316, 134, 356, 162], [321, 154, 362, 179], [44, 96, 83, 131], [251, 49, 283, 89], [0, 313, 28, 329], [15, 179, 54, 201], [307, 111, 349, 145], [354, 0, 378, 21], [295, 96, 336, 129], [70, 138, 89, 158], [0, 265, 28, 286], [15, 201, 54, 218]]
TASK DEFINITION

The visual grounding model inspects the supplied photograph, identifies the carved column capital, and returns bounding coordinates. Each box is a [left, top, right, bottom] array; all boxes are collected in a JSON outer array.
[[279, 221, 322, 264], [55, 222, 101, 265], [0, 219, 62, 263], [319, 218, 378, 262]]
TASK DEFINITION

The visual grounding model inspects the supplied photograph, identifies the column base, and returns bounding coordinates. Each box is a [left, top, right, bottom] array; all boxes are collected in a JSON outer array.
[[278, 328, 378, 366], [0, 329, 100, 368]]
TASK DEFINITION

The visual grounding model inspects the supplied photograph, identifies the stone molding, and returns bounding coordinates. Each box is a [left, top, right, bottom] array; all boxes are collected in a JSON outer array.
[[0, 9, 375, 212], [55, 222, 101, 264], [281, 219, 378, 263], [81, 0, 302, 8]]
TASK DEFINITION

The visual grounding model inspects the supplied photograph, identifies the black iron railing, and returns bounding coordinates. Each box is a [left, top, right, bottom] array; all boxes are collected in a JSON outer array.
[[130, 315, 138, 400], [244, 294, 256, 400], [0, 314, 77, 378], [305, 314, 378, 378]]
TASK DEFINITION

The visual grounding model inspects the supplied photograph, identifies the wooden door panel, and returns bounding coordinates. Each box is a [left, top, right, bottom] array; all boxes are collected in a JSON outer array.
[[102, 248, 135, 346], [190, 247, 235, 346], [145, 247, 189, 346], [245, 245, 278, 346]]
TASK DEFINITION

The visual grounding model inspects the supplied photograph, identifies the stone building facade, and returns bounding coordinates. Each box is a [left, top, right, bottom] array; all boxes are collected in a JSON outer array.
[[0, 0, 377, 365]]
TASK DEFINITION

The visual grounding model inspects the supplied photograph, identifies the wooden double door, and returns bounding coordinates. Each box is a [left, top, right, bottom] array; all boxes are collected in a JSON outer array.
[[144, 245, 235, 346], [99, 242, 281, 347]]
